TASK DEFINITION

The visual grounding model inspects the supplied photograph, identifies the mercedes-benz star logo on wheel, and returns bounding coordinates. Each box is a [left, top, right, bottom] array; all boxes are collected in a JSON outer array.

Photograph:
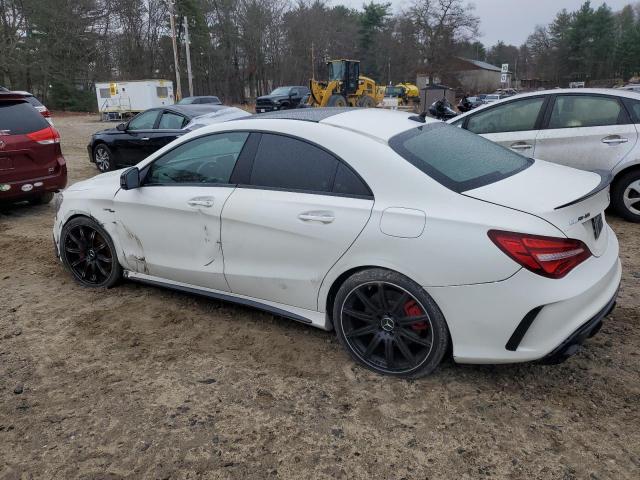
[[380, 316, 395, 332]]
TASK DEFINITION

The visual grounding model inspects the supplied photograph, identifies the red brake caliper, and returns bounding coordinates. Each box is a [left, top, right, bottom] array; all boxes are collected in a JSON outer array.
[[403, 300, 428, 332]]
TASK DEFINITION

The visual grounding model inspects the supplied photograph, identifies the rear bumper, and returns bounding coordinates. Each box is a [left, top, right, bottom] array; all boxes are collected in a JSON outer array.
[[540, 291, 617, 364], [428, 225, 621, 364], [0, 163, 67, 202]]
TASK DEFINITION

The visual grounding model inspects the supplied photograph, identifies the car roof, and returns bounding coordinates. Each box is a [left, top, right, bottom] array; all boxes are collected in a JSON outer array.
[[243, 107, 438, 141], [451, 87, 640, 121]]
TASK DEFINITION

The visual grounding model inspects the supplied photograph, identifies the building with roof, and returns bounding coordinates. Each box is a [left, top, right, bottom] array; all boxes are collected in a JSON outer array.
[[447, 57, 512, 94]]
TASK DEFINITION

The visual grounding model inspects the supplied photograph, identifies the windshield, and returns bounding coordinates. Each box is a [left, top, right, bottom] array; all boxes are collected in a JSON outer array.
[[270, 87, 291, 96], [184, 107, 251, 130], [385, 86, 404, 97], [328, 62, 345, 81], [389, 123, 532, 192]]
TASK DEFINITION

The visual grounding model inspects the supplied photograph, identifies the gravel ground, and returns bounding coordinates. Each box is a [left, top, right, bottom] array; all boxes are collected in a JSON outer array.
[[1, 114, 639, 479]]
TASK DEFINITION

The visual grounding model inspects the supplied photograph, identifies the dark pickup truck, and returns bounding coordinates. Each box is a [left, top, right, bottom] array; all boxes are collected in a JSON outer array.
[[255, 86, 310, 113]]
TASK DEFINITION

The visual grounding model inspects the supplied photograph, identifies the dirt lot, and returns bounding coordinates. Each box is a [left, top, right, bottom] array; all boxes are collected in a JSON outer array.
[[1, 114, 639, 479]]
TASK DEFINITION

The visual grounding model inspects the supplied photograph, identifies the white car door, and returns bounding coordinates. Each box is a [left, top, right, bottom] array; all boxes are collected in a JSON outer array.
[[114, 132, 250, 291], [534, 94, 639, 171], [221, 133, 374, 311], [464, 96, 547, 158]]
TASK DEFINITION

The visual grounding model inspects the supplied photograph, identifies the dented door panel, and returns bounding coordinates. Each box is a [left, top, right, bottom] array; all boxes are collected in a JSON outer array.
[[114, 185, 234, 291]]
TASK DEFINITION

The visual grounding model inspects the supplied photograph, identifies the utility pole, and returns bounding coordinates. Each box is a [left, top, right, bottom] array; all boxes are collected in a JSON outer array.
[[311, 42, 315, 79], [184, 16, 194, 97], [169, 1, 182, 100]]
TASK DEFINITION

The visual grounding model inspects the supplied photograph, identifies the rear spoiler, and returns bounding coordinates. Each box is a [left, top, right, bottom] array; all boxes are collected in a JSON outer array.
[[0, 92, 27, 102], [555, 169, 613, 210]]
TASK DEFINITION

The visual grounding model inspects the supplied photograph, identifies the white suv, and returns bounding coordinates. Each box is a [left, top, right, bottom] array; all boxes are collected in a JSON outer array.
[[449, 89, 640, 221]]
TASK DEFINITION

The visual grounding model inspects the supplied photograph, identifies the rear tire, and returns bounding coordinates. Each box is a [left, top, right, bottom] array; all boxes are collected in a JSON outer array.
[[332, 268, 450, 378], [60, 217, 121, 288], [327, 94, 348, 107], [93, 144, 114, 173], [356, 95, 376, 108], [611, 169, 640, 222], [28, 192, 54, 205]]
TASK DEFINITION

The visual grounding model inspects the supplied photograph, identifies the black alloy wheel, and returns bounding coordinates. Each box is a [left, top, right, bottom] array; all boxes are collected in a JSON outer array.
[[60, 217, 121, 288], [334, 269, 449, 378]]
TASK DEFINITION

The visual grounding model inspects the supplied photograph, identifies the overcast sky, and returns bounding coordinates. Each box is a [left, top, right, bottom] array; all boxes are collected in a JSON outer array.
[[337, 0, 634, 47]]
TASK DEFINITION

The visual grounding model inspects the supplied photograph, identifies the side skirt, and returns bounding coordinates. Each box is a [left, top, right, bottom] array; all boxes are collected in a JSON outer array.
[[123, 271, 330, 330]]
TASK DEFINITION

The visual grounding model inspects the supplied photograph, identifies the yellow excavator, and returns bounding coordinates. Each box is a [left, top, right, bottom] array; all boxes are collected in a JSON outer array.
[[308, 59, 384, 108]]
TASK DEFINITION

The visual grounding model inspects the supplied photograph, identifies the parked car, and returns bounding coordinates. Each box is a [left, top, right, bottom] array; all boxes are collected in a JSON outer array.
[[183, 106, 251, 130], [448, 88, 640, 222], [0, 92, 67, 205], [177, 96, 222, 105], [87, 104, 225, 172], [255, 86, 311, 113], [618, 84, 640, 93], [483, 93, 503, 103], [55, 108, 620, 378]]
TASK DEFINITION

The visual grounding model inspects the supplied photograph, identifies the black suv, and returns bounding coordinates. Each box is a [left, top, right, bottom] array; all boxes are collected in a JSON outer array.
[[255, 86, 310, 113]]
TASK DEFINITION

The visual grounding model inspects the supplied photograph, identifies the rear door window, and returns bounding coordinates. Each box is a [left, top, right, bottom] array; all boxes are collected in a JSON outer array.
[[389, 123, 532, 192], [158, 111, 185, 129], [548, 95, 626, 129], [624, 98, 640, 123], [0, 101, 49, 134], [466, 97, 545, 134], [249, 134, 338, 193], [128, 110, 159, 130]]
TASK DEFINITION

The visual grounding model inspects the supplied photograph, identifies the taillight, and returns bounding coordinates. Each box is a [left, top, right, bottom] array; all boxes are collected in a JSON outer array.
[[26, 126, 60, 145], [41, 109, 52, 118], [488, 230, 591, 279]]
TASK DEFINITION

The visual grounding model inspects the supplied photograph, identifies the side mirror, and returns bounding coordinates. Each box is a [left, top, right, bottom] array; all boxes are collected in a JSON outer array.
[[116, 123, 127, 131], [120, 167, 140, 190]]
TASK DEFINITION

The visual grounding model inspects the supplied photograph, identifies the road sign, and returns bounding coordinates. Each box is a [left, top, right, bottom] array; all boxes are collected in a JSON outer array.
[[501, 73, 508, 83], [501, 63, 509, 73]]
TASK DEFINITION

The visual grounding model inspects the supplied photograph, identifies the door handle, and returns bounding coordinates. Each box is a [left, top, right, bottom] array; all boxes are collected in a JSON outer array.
[[187, 197, 214, 208], [140, 137, 150, 141], [510, 142, 533, 150], [601, 136, 628, 145], [298, 211, 335, 224]]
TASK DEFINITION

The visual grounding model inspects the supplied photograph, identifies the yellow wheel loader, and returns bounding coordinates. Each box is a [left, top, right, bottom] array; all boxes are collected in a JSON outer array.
[[308, 59, 383, 108]]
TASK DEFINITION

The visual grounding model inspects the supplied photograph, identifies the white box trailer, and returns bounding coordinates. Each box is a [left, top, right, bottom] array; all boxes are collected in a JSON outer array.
[[95, 79, 174, 120]]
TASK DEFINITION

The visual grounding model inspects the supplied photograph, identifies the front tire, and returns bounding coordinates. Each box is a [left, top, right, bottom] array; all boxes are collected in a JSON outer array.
[[332, 268, 450, 378], [60, 217, 121, 288], [93, 144, 114, 173], [611, 169, 640, 222]]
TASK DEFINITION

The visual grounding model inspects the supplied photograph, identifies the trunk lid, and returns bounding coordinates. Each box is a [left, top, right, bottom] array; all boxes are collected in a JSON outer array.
[[464, 160, 610, 256]]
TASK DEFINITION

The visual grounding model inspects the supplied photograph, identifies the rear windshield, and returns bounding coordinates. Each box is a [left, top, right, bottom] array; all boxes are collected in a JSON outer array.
[[0, 101, 49, 134], [389, 123, 532, 192]]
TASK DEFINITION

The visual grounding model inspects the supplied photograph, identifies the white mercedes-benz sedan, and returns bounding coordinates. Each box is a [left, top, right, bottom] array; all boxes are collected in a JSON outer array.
[[53, 108, 621, 378]]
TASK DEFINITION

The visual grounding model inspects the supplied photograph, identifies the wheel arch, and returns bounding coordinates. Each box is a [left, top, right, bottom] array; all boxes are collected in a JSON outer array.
[[612, 162, 640, 187]]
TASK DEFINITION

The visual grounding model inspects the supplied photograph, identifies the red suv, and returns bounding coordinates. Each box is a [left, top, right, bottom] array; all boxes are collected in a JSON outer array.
[[0, 92, 67, 205]]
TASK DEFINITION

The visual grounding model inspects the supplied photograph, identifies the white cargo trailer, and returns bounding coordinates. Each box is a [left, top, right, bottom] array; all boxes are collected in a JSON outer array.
[[95, 79, 174, 120]]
